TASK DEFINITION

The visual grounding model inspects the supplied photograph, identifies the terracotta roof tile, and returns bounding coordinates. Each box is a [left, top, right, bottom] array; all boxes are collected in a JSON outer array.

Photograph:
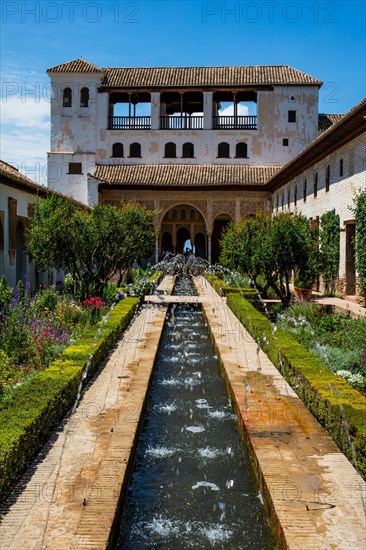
[[318, 113, 344, 132], [0, 160, 47, 191], [92, 164, 281, 187], [47, 58, 104, 74], [0, 160, 88, 208], [47, 59, 322, 87], [103, 65, 322, 88]]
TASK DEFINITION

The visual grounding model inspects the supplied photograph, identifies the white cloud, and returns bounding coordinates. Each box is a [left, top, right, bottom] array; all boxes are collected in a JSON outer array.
[[0, 69, 50, 185], [219, 103, 249, 116]]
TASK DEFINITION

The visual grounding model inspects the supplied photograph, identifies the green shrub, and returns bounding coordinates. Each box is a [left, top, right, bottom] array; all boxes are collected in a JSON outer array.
[[225, 292, 366, 480], [0, 296, 139, 500], [205, 274, 255, 297]]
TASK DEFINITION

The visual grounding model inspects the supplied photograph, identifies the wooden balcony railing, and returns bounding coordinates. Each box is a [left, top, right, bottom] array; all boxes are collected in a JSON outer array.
[[160, 116, 204, 130], [108, 116, 151, 129], [213, 115, 257, 130]]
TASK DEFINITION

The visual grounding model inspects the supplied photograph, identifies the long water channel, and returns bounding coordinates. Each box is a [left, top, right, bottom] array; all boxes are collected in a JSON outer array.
[[116, 277, 275, 549]]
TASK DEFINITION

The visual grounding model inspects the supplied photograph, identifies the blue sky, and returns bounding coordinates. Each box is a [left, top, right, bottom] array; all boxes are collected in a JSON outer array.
[[1, 0, 365, 184]]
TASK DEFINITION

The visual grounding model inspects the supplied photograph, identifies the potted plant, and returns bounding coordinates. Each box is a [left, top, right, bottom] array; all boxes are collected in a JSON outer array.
[[294, 271, 314, 300]]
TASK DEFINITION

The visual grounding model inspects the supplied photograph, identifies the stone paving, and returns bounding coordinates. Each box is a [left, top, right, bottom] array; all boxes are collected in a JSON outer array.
[[0, 277, 174, 550], [194, 275, 366, 550]]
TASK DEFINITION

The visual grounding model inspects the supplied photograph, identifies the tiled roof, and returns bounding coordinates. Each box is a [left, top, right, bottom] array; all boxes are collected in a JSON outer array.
[[102, 65, 322, 88], [92, 164, 281, 187], [47, 59, 322, 87], [318, 113, 344, 132], [47, 58, 104, 74], [0, 160, 47, 192], [0, 160, 88, 208]]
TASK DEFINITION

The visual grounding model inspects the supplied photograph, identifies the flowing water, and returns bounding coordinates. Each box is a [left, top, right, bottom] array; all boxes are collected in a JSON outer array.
[[116, 277, 275, 549]]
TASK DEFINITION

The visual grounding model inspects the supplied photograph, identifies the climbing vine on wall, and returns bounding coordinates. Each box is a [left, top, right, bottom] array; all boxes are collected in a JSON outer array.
[[354, 190, 366, 296], [319, 209, 340, 295]]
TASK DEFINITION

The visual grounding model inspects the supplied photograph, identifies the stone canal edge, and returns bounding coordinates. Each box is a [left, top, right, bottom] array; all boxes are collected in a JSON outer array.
[[193, 275, 366, 550]]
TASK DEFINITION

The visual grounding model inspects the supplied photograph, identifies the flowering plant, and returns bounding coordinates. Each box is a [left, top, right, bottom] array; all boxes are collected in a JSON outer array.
[[83, 297, 103, 312]]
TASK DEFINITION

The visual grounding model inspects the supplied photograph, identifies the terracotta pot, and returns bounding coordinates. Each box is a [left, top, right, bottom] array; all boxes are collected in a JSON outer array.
[[294, 286, 312, 301]]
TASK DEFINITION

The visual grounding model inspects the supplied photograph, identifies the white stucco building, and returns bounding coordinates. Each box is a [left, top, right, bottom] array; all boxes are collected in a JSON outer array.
[[270, 98, 366, 302], [46, 58, 327, 263]]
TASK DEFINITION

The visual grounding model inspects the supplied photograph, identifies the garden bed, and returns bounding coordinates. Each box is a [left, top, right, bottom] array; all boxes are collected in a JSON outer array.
[[0, 270, 163, 501], [204, 275, 366, 480], [0, 296, 140, 500]]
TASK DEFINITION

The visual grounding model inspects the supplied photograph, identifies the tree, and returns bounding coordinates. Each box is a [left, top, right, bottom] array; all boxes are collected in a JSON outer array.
[[220, 212, 319, 306], [354, 190, 366, 296], [27, 195, 156, 296], [319, 209, 340, 295]]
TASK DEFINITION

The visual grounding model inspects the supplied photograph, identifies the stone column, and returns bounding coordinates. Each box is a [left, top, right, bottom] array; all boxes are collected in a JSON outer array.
[[151, 92, 160, 130], [203, 92, 213, 130], [207, 233, 212, 264]]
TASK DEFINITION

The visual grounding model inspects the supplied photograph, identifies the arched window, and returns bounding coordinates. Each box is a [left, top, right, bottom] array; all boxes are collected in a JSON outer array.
[[164, 142, 176, 158], [181, 209, 186, 220], [129, 142, 141, 158], [80, 87, 89, 107], [190, 209, 195, 220], [182, 142, 194, 158], [217, 142, 230, 158], [235, 142, 248, 158], [63, 87, 72, 107], [112, 143, 124, 158], [172, 209, 178, 219]]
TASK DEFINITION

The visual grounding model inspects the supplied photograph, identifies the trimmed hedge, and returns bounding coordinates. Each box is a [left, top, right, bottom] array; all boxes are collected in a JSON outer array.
[[0, 296, 140, 500], [205, 274, 256, 297], [225, 292, 366, 480]]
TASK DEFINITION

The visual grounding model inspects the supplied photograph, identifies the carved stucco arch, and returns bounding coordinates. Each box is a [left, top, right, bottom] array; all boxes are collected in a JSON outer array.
[[158, 201, 208, 232]]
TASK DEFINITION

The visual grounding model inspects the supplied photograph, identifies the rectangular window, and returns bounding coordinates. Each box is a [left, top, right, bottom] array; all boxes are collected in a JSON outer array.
[[68, 162, 82, 175], [325, 164, 330, 192], [283, 138, 289, 146], [294, 185, 297, 207], [303, 178, 307, 202], [287, 188, 290, 208], [288, 110, 296, 123], [314, 172, 318, 198], [340, 158, 344, 177]]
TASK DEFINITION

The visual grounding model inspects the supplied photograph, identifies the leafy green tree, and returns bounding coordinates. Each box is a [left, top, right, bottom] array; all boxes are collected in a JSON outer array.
[[354, 190, 366, 296], [220, 212, 319, 306], [27, 196, 156, 296], [319, 209, 340, 295]]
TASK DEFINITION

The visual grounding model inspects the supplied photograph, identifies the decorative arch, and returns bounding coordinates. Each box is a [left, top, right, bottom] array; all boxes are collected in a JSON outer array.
[[159, 202, 208, 228], [80, 87, 89, 107]]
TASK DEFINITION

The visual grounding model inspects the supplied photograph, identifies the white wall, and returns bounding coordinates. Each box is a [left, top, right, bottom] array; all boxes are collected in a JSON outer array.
[[273, 132, 366, 293], [47, 71, 319, 205]]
